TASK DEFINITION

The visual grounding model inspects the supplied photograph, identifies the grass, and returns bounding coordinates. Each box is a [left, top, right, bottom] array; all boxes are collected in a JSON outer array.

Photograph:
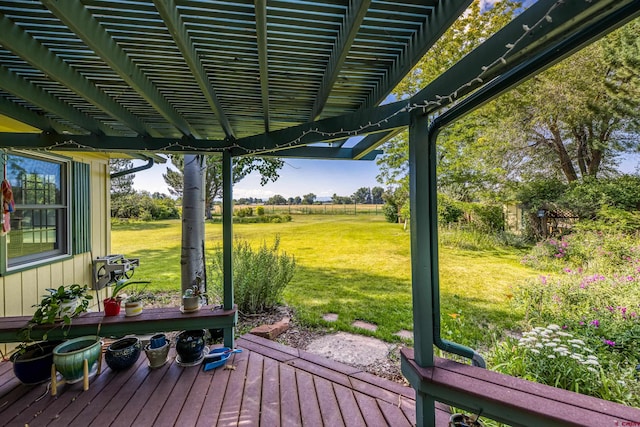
[[112, 215, 538, 346]]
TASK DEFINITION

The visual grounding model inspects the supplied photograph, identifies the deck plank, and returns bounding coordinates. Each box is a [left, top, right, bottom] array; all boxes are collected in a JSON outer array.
[[314, 376, 346, 427], [239, 351, 263, 426], [46, 357, 145, 427], [378, 398, 413, 427], [194, 352, 239, 427], [217, 345, 250, 426], [0, 335, 419, 426], [261, 356, 281, 426], [296, 369, 323, 426], [279, 362, 301, 426], [334, 383, 367, 427], [154, 360, 201, 427]]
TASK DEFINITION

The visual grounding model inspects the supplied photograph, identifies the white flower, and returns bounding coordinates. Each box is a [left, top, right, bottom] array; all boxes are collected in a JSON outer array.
[[547, 324, 561, 331], [570, 354, 584, 361], [568, 339, 585, 345], [547, 355, 556, 359], [587, 367, 599, 374], [617, 380, 626, 386], [582, 359, 600, 366], [552, 338, 561, 342], [545, 342, 558, 347], [557, 331, 572, 337], [570, 344, 583, 349], [586, 355, 599, 361], [529, 348, 540, 354], [535, 343, 544, 348]]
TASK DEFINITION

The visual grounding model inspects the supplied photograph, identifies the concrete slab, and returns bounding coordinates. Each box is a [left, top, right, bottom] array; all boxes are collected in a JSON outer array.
[[352, 320, 377, 332], [394, 330, 414, 340], [305, 332, 390, 366], [322, 313, 339, 322]]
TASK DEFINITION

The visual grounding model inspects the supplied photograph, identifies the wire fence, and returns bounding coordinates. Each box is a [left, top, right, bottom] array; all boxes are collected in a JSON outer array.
[[233, 204, 383, 215]]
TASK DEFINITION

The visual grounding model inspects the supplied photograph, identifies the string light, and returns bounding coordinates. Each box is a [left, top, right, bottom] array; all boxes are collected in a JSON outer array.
[[36, 0, 566, 157]]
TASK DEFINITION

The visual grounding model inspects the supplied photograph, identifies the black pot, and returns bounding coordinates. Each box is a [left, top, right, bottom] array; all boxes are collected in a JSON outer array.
[[105, 337, 141, 371], [11, 340, 65, 385], [175, 329, 206, 363]]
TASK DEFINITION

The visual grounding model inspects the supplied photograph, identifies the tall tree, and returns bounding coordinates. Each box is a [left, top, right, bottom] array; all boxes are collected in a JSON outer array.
[[109, 159, 135, 196], [352, 187, 372, 204], [164, 154, 283, 218], [371, 186, 384, 204], [494, 25, 640, 183], [181, 154, 205, 294], [302, 193, 316, 205], [377, 1, 519, 202]]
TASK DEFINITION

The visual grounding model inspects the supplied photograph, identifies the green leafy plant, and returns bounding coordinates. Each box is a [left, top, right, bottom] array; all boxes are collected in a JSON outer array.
[[108, 279, 150, 301], [19, 284, 93, 346], [211, 236, 296, 313]]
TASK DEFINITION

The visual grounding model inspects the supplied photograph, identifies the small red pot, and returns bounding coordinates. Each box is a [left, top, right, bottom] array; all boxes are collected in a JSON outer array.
[[103, 298, 121, 316]]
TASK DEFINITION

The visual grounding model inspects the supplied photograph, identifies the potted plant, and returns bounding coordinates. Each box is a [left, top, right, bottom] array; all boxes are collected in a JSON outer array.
[[182, 280, 207, 313], [175, 329, 207, 365], [11, 284, 93, 384], [104, 337, 141, 371], [124, 291, 146, 317], [53, 335, 103, 383], [103, 279, 150, 316]]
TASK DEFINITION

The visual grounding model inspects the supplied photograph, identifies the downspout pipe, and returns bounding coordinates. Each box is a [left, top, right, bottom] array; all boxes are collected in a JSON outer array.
[[423, 1, 640, 368], [110, 158, 154, 178]]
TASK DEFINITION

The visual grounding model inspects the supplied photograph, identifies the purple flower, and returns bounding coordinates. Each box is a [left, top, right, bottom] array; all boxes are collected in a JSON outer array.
[[540, 275, 547, 285], [579, 321, 585, 326], [590, 319, 600, 328], [603, 339, 616, 347], [562, 325, 568, 330], [563, 268, 572, 273]]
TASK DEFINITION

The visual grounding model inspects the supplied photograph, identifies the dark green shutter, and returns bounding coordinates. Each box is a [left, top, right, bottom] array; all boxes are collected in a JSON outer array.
[[72, 161, 91, 254]]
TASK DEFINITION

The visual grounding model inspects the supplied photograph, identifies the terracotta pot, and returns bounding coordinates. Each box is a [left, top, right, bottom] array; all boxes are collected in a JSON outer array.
[[103, 298, 121, 316]]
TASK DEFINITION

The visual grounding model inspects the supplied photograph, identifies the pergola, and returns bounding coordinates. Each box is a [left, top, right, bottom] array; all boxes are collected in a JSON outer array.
[[1, 0, 639, 425]]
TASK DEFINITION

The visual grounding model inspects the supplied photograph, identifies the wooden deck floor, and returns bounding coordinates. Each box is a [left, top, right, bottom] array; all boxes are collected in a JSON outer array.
[[0, 334, 451, 426]]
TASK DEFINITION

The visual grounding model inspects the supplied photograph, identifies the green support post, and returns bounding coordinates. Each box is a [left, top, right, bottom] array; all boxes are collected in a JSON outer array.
[[222, 150, 235, 348], [408, 108, 436, 426]]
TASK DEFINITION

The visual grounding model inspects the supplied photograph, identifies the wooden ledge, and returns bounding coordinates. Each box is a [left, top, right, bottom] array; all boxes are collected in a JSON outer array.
[[0, 305, 237, 343], [401, 347, 640, 427]]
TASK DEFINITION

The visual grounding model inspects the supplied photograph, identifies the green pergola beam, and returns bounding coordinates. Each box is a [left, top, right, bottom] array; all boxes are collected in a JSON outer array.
[[0, 13, 151, 137], [0, 65, 109, 136], [352, 129, 402, 160], [364, 0, 471, 108], [310, 0, 371, 120], [0, 132, 230, 153], [154, 0, 236, 139], [255, 0, 271, 133], [42, 0, 199, 139], [222, 150, 235, 349], [256, 145, 381, 160], [0, 95, 72, 134]]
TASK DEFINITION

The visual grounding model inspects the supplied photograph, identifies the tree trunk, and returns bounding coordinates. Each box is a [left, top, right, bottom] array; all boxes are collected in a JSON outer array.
[[181, 154, 205, 294], [550, 124, 579, 182]]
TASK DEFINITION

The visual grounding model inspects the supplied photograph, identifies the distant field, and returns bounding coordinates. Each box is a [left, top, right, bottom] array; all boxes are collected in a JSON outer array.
[[112, 214, 536, 345], [231, 203, 384, 215]]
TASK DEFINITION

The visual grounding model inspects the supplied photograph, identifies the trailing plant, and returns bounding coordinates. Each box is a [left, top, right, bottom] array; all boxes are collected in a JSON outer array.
[[211, 236, 296, 313], [19, 284, 93, 346], [106, 279, 150, 301]]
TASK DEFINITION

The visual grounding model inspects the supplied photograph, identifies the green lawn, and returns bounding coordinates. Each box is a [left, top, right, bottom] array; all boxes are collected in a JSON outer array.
[[112, 215, 537, 345]]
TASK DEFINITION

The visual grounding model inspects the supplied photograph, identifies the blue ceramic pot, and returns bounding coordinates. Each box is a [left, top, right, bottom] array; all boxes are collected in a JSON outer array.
[[149, 334, 167, 349], [105, 337, 141, 371], [11, 340, 64, 385], [175, 329, 206, 363]]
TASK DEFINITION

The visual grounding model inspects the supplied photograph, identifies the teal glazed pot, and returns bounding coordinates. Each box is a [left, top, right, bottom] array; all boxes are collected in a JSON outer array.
[[53, 336, 102, 383]]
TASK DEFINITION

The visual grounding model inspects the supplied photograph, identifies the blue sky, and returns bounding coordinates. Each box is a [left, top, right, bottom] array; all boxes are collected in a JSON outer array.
[[132, 157, 382, 199]]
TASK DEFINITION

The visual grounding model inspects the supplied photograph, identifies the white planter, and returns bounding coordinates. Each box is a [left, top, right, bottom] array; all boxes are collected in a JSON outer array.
[[124, 301, 143, 317], [57, 298, 79, 320]]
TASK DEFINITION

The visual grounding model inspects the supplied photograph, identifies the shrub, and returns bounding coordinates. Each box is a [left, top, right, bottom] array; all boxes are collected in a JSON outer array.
[[490, 325, 639, 405], [235, 207, 253, 217], [437, 194, 464, 224], [256, 206, 265, 216], [210, 236, 296, 313]]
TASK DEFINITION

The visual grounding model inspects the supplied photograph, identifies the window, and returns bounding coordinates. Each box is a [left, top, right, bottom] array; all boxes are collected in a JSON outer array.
[[5, 153, 70, 268]]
